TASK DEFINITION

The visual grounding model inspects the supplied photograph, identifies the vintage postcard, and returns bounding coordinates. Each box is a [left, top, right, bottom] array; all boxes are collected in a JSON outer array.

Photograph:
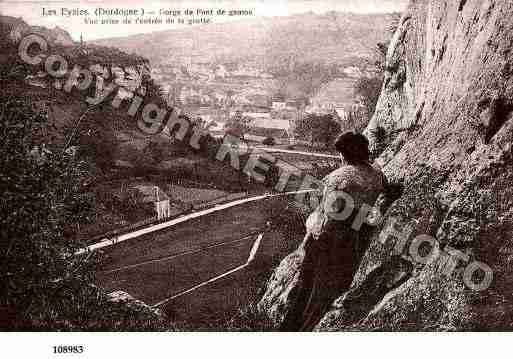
[[0, 0, 512, 356]]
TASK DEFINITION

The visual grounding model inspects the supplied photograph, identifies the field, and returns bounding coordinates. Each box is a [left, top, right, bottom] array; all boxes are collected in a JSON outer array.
[[95, 196, 306, 328], [90, 146, 333, 328]]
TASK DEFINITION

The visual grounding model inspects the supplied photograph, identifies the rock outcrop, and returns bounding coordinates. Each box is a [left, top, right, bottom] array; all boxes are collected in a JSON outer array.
[[258, 242, 307, 325], [2, 16, 74, 46], [260, 0, 513, 331]]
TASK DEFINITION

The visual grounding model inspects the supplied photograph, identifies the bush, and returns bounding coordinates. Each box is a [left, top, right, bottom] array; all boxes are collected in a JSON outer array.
[[262, 137, 276, 146], [0, 96, 93, 328], [294, 113, 341, 149], [370, 125, 392, 160]]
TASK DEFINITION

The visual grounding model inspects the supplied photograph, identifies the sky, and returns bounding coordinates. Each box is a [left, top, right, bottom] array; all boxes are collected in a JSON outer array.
[[0, 0, 409, 40]]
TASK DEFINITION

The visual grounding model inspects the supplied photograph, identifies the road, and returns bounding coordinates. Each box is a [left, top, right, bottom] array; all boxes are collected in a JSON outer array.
[[79, 190, 315, 254], [252, 146, 340, 159], [227, 142, 340, 161]]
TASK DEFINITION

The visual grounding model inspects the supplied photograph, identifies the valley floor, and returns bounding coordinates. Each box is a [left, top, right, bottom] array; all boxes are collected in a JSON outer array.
[[95, 196, 304, 328]]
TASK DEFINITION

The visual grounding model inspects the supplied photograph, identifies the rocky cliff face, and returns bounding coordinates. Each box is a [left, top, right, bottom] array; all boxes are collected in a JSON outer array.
[[259, 0, 513, 331], [2, 16, 74, 46]]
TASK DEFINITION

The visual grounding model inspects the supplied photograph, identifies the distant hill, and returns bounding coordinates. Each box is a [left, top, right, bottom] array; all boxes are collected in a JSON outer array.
[[93, 12, 395, 70], [0, 15, 149, 68]]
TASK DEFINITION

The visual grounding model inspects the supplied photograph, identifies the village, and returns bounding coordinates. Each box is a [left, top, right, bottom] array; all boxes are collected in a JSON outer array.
[[150, 58, 369, 145]]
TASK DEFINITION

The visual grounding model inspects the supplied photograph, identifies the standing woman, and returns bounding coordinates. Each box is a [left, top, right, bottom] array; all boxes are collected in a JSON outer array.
[[281, 132, 387, 331]]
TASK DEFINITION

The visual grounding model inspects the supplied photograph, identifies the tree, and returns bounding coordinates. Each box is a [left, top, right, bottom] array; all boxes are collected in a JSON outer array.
[[354, 75, 384, 120], [224, 110, 251, 139], [0, 95, 97, 328], [262, 137, 276, 146], [74, 111, 118, 173], [144, 77, 166, 107], [294, 113, 341, 149], [0, 21, 31, 83]]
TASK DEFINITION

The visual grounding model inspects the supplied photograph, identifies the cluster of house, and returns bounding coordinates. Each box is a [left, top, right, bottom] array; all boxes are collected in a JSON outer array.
[[305, 101, 367, 122], [171, 86, 228, 107], [201, 96, 306, 142], [25, 58, 366, 146], [168, 84, 367, 144], [148, 60, 372, 144], [152, 61, 274, 84]]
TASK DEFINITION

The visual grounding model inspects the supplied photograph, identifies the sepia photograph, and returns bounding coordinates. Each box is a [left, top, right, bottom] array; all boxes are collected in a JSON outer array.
[[0, 0, 512, 355]]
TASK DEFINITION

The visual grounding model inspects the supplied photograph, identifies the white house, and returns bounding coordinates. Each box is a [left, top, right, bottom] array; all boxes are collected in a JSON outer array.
[[272, 101, 287, 111], [245, 112, 272, 121]]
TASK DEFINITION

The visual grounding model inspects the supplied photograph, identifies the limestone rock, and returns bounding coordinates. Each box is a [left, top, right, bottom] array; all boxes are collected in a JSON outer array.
[[108, 291, 164, 319], [257, 243, 306, 326], [261, 0, 513, 331]]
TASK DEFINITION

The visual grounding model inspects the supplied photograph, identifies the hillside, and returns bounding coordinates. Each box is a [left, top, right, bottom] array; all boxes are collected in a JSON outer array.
[[0, 14, 177, 329], [259, 0, 513, 331], [0, 15, 74, 46], [93, 12, 395, 69], [310, 77, 358, 109]]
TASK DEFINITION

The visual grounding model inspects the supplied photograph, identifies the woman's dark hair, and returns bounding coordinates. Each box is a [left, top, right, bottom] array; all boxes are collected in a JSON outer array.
[[334, 131, 370, 164]]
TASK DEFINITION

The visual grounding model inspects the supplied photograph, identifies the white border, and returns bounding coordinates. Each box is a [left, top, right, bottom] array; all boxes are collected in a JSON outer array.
[[2, 332, 512, 359]]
